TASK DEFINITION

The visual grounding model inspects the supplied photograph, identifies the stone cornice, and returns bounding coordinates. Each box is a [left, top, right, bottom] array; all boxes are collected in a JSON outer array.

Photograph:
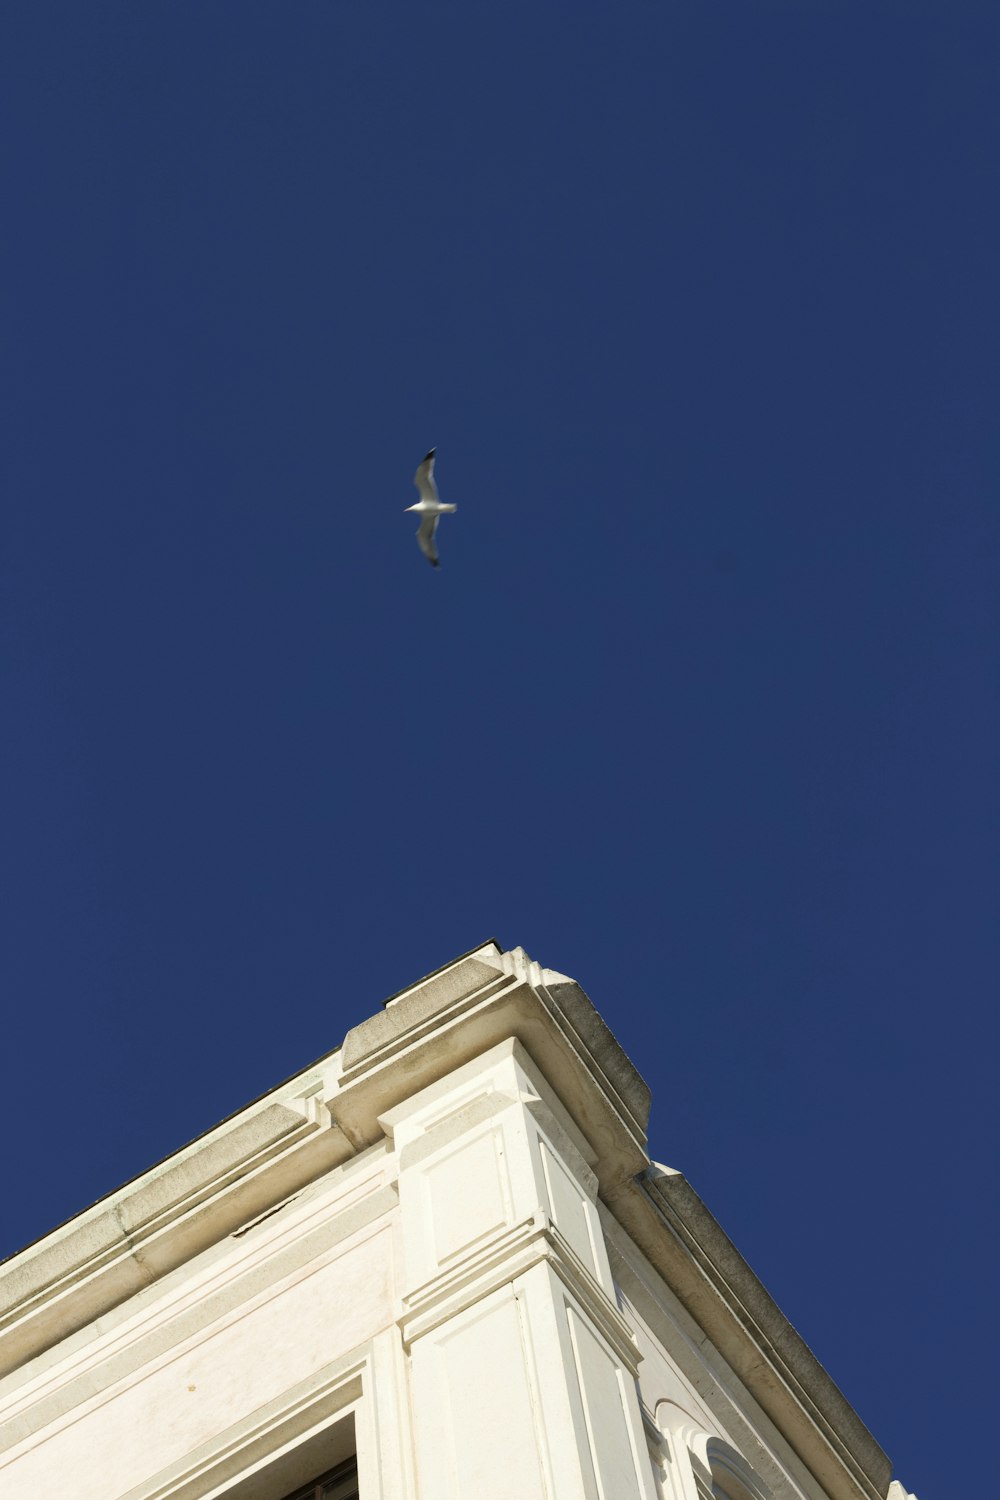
[[334, 942, 651, 1194], [0, 1091, 352, 1380], [0, 938, 896, 1500], [603, 1166, 892, 1500], [398, 1209, 640, 1376]]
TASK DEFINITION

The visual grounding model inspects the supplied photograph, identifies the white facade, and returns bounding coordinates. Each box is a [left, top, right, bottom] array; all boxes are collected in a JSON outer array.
[[0, 941, 914, 1500]]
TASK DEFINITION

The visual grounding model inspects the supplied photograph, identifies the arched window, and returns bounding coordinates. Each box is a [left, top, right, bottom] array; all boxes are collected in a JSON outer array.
[[702, 1438, 772, 1500], [658, 1418, 772, 1500]]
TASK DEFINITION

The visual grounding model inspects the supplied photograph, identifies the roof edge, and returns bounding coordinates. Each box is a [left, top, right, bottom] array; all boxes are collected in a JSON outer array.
[[605, 1164, 892, 1500]]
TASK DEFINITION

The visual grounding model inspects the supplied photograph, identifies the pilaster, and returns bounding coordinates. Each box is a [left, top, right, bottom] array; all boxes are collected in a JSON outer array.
[[381, 1041, 656, 1500]]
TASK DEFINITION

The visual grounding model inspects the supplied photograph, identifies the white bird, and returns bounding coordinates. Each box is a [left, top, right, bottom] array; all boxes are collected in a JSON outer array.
[[405, 448, 457, 568]]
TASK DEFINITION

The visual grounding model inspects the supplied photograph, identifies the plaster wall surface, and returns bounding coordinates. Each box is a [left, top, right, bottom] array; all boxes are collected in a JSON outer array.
[[0, 1152, 396, 1499]]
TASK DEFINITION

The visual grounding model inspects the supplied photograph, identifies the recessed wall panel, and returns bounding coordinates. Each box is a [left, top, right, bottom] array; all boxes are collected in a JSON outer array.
[[423, 1128, 510, 1266], [539, 1139, 596, 1277], [566, 1304, 645, 1500], [414, 1291, 548, 1500]]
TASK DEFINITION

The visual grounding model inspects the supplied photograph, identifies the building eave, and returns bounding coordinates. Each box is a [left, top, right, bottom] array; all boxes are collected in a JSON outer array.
[[604, 1166, 891, 1500], [0, 940, 893, 1500]]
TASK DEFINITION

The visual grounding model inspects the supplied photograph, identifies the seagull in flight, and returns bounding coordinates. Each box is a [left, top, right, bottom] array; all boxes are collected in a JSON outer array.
[[405, 448, 457, 568]]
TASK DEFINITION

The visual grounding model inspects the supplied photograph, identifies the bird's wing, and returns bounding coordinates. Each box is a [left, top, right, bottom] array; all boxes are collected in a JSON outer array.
[[416, 513, 440, 567], [413, 448, 439, 502]]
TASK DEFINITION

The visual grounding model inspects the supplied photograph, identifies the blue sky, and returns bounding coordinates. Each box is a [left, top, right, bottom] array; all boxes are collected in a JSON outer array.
[[2, 5, 997, 1494]]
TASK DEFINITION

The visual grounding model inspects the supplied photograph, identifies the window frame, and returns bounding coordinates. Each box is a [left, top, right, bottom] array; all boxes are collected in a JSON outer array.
[[277, 1455, 359, 1500]]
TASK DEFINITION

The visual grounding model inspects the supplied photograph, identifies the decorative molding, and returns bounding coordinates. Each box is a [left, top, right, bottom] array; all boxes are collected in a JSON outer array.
[[333, 943, 651, 1198], [0, 1178, 396, 1447], [0, 938, 899, 1500], [399, 1210, 640, 1376], [640, 1400, 671, 1468], [605, 1168, 892, 1500], [494, 945, 547, 989], [0, 1094, 353, 1380], [672, 1426, 774, 1500], [112, 1346, 367, 1500]]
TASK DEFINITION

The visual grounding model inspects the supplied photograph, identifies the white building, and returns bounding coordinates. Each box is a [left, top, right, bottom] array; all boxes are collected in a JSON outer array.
[[0, 941, 916, 1500]]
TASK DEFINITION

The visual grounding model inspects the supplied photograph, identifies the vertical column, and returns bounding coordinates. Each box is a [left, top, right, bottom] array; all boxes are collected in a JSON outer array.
[[380, 1039, 657, 1500]]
